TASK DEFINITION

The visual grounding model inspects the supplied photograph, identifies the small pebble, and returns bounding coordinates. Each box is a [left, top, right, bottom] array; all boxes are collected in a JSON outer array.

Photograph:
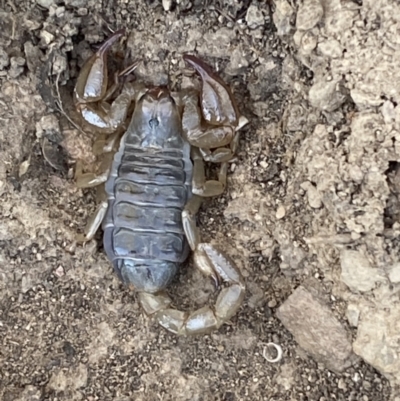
[[162, 0, 173, 11], [246, 5, 265, 29], [36, 0, 54, 9], [276, 205, 286, 219], [0, 47, 9, 70], [54, 265, 65, 277], [40, 30, 55, 45], [19, 159, 30, 177], [55, 6, 65, 17], [8, 57, 26, 79]]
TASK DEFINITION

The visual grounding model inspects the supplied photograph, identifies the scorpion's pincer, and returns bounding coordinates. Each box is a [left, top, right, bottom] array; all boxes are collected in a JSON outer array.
[[73, 29, 140, 132], [74, 29, 126, 108], [183, 54, 240, 127]]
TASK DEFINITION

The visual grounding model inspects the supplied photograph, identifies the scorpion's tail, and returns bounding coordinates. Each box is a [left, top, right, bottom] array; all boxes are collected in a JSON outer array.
[[138, 243, 245, 336]]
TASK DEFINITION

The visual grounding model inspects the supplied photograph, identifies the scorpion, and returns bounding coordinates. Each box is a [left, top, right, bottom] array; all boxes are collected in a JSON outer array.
[[73, 29, 249, 335]]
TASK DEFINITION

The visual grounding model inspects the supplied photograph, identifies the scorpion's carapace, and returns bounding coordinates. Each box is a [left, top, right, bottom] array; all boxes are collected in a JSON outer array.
[[73, 30, 249, 335]]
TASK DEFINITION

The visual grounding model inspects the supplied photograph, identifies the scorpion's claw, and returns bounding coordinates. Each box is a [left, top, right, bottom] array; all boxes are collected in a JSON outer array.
[[183, 54, 240, 127], [181, 55, 249, 197], [73, 29, 141, 134], [74, 29, 126, 106]]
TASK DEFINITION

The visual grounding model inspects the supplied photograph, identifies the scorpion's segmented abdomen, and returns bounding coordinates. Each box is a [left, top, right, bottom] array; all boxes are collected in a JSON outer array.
[[103, 146, 192, 293]]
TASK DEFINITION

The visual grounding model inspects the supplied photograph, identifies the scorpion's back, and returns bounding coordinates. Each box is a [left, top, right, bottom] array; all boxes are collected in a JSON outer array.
[[103, 88, 193, 293]]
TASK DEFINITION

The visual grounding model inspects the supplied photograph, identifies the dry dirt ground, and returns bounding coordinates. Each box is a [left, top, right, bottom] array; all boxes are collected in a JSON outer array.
[[1, 0, 399, 400]]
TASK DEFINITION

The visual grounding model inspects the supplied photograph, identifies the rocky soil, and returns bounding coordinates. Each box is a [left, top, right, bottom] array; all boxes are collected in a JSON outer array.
[[0, 0, 399, 400]]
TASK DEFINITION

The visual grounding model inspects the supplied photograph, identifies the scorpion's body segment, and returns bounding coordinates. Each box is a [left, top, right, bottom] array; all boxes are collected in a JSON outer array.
[[103, 90, 192, 293], [73, 30, 249, 335]]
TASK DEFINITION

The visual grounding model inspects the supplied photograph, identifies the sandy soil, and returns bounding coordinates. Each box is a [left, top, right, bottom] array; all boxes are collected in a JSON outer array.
[[0, 0, 397, 400]]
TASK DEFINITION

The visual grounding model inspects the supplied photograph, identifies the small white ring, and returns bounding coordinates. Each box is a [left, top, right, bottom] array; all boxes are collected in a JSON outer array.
[[262, 343, 283, 363]]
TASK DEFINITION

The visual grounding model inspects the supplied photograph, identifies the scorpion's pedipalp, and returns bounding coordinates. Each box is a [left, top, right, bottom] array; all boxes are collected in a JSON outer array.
[[74, 29, 126, 104], [76, 81, 141, 134], [180, 92, 234, 149], [183, 54, 239, 126], [180, 61, 247, 198], [181, 56, 249, 164], [74, 29, 141, 134]]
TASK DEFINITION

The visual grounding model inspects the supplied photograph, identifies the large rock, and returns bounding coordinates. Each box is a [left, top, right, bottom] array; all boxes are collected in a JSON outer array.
[[308, 78, 347, 112], [340, 249, 386, 293], [353, 305, 400, 387], [245, 4, 265, 29], [277, 286, 356, 372]]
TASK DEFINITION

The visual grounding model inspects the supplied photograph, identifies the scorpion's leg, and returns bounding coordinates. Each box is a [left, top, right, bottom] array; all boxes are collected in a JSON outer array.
[[75, 162, 108, 189], [181, 194, 202, 252], [75, 159, 111, 242], [75, 122, 129, 240], [76, 191, 108, 242], [181, 55, 249, 197], [75, 133, 120, 189], [138, 195, 245, 335], [191, 147, 227, 197]]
